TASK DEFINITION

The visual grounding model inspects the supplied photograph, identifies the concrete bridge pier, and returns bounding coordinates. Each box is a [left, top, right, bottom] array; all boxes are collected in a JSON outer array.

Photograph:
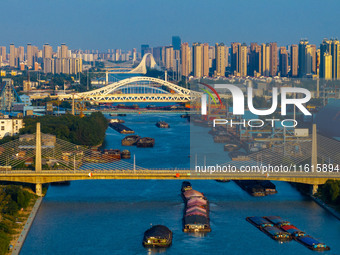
[[311, 184, 319, 195], [35, 183, 42, 196]]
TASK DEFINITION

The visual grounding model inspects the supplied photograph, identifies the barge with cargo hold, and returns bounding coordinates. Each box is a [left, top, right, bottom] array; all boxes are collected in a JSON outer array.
[[122, 135, 140, 146], [246, 216, 291, 241], [109, 122, 134, 134], [265, 216, 330, 251], [181, 182, 211, 233], [142, 225, 172, 248]]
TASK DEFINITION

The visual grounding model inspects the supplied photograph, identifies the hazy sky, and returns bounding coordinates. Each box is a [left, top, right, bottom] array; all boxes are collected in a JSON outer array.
[[1, 0, 339, 51]]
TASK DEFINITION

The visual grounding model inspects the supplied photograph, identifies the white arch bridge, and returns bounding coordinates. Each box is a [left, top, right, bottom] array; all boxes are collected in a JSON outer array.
[[56, 76, 201, 103]]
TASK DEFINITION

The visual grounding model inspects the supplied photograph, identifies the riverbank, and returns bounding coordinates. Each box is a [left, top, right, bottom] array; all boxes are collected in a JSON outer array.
[[311, 196, 340, 221], [11, 197, 42, 255]]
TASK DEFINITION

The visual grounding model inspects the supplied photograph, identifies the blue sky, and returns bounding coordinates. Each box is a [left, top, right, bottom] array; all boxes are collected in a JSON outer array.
[[1, 0, 339, 51]]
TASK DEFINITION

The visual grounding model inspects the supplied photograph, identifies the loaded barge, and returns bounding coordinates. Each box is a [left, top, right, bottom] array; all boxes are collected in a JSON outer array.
[[246, 217, 291, 241], [181, 182, 211, 233], [265, 216, 330, 251], [109, 122, 134, 134], [142, 225, 172, 248]]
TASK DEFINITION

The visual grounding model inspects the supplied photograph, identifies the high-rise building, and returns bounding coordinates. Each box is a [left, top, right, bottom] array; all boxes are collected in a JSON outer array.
[[202, 43, 209, 77], [279, 47, 288, 77], [152, 47, 163, 66], [141, 44, 151, 57], [215, 43, 226, 77], [0, 46, 6, 61], [26, 43, 33, 67], [319, 39, 340, 79], [290, 44, 298, 77], [43, 44, 53, 59], [61, 44, 68, 58], [323, 53, 332, 80], [261, 43, 270, 76], [298, 40, 309, 77], [269, 42, 278, 77], [180, 42, 191, 77], [18, 46, 25, 62], [164, 46, 174, 70], [239, 43, 247, 77], [230, 42, 240, 74], [249, 43, 261, 76], [9, 44, 17, 67], [192, 43, 202, 78], [132, 48, 137, 62], [172, 36, 181, 51]]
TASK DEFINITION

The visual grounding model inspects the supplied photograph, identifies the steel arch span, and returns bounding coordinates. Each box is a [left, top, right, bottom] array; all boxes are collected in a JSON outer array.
[[58, 76, 202, 103]]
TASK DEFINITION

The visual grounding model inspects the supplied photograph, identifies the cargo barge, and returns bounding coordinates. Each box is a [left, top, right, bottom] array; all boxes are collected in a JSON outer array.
[[109, 122, 134, 134], [156, 121, 170, 128], [265, 216, 330, 251], [121, 150, 131, 159], [122, 135, 140, 146], [136, 137, 155, 147], [234, 180, 277, 196], [181, 182, 211, 233], [246, 217, 291, 241], [142, 225, 172, 248], [296, 235, 330, 251]]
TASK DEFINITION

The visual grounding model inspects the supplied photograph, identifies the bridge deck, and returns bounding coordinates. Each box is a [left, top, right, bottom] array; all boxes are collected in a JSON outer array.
[[0, 170, 339, 185]]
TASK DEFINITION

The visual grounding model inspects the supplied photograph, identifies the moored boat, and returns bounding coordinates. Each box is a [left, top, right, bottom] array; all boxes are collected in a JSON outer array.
[[109, 118, 125, 123], [246, 216, 273, 228], [156, 121, 170, 128], [121, 149, 131, 159], [142, 225, 172, 248], [136, 137, 155, 148], [102, 149, 121, 160], [224, 143, 240, 152], [229, 151, 250, 161], [122, 135, 140, 146]]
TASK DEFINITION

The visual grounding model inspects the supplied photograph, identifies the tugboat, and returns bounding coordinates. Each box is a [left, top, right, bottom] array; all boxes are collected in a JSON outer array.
[[136, 137, 155, 148], [121, 150, 131, 159], [156, 121, 170, 128], [142, 225, 172, 248], [181, 181, 192, 192], [121, 135, 140, 146]]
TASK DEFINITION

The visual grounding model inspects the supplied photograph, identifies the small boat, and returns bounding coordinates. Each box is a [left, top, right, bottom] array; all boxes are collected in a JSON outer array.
[[109, 113, 118, 116], [117, 113, 126, 117], [181, 181, 192, 193], [156, 121, 170, 128], [296, 235, 330, 251], [136, 137, 155, 148], [121, 135, 140, 146], [224, 143, 240, 152], [228, 151, 250, 161], [109, 119, 125, 123], [102, 149, 121, 160], [142, 225, 172, 248], [121, 150, 131, 159]]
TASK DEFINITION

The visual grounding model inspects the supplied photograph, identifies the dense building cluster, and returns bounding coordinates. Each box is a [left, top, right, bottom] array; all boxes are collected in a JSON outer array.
[[0, 37, 339, 80]]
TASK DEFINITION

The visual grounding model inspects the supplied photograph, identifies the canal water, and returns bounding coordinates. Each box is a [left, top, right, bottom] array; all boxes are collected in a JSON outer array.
[[20, 114, 340, 255]]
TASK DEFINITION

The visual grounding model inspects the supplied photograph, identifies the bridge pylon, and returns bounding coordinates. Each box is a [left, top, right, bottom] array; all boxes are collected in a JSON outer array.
[[35, 122, 43, 196], [311, 124, 319, 195]]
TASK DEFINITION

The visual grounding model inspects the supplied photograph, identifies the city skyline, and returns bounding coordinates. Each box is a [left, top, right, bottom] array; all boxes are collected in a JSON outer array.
[[1, 0, 340, 50]]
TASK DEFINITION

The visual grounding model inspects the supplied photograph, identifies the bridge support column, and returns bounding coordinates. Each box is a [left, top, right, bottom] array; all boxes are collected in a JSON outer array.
[[35, 123, 42, 173], [311, 184, 319, 195], [35, 183, 42, 196]]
